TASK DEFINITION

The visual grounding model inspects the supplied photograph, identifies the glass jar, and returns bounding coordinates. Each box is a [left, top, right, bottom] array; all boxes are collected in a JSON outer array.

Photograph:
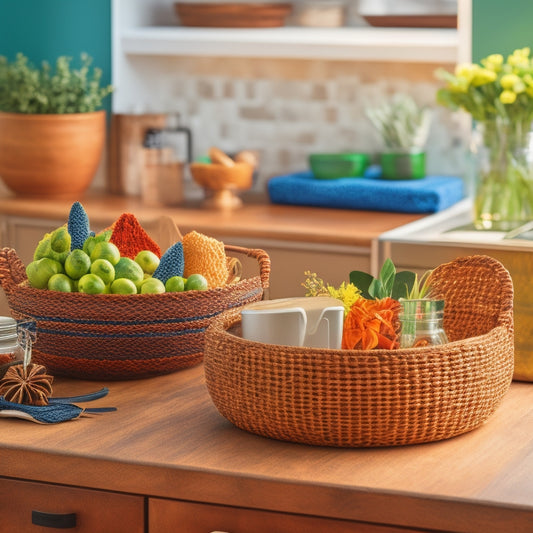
[[399, 299, 448, 349], [0, 316, 24, 365], [469, 118, 533, 231]]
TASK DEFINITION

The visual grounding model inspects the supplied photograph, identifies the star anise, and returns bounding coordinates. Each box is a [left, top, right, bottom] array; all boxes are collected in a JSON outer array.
[[0, 363, 53, 406]]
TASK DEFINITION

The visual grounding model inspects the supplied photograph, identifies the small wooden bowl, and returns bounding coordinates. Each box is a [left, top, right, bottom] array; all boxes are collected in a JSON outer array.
[[190, 162, 254, 209]]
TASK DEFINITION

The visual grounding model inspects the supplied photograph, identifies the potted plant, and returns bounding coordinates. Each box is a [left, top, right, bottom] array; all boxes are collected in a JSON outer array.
[[0, 52, 113, 198], [366, 93, 432, 180]]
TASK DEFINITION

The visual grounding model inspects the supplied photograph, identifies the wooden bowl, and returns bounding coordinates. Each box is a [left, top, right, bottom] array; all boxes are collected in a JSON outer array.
[[174, 2, 292, 28], [190, 161, 254, 209]]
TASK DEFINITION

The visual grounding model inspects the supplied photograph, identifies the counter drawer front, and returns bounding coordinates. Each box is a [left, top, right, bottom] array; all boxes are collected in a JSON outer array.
[[149, 498, 424, 533], [1, 478, 144, 533]]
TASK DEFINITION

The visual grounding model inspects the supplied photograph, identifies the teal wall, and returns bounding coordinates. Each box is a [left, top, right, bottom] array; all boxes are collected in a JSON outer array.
[[472, 0, 533, 61], [0, 0, 112, 113]]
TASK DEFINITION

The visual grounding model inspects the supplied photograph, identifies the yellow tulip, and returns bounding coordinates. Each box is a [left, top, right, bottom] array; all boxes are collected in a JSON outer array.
[[454, 63, 477, 82], [501, 74, 520, 89], [500, 90, 517, 104], [481, 54, 504, 71], [471, 68, 497, 87]]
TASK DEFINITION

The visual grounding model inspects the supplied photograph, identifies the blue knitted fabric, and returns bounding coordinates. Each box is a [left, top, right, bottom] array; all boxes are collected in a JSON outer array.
[[0, 397, 83, 424], [267, 171, 464, 214], [68, 201, 91, 250], [153, 241, 185, 283]]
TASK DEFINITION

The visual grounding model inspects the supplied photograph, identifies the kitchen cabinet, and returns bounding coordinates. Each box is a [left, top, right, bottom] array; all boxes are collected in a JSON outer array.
[[376, 198, 533, 382], [1, 366, 533, 532], [1, 478, 144, 533], [149, 498, 425, 532]]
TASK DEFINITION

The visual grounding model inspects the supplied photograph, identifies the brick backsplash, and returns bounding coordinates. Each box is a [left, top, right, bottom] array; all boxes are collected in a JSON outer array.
[[132, 57, 467, 191]]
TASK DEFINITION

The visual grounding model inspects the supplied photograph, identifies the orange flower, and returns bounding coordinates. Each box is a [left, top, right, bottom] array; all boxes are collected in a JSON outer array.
[[342, 297, 401, 350]]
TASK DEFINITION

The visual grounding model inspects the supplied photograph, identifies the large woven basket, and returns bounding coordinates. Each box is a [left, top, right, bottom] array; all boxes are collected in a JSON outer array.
[[204, 255, 514, 447], [0, 245, 270, 380]]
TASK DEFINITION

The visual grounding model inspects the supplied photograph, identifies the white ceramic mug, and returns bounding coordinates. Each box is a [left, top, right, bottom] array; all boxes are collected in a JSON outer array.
[[241, 296, 344, 349]]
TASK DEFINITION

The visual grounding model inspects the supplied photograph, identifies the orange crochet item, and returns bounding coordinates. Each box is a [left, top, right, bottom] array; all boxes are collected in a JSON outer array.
[[342, 297, 401, 350], [108, 213, 161, 260], [183, 231, 228, 289]]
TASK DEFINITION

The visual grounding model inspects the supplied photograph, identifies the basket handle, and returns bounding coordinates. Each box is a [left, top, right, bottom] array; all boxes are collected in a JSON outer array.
[[224, 244, 270, 289], [0, 247, 27, 295]]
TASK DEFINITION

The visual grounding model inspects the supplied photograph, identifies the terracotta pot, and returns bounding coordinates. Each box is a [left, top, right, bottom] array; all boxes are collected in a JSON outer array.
[[0, 110, 106, 198]]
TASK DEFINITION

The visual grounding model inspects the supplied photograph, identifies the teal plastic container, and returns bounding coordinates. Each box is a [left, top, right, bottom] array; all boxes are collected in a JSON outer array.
[[309, 153, 370, 180]]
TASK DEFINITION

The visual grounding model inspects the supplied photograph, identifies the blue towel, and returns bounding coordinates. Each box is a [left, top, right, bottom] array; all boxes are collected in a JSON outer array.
[[267, 171, 464, 214]]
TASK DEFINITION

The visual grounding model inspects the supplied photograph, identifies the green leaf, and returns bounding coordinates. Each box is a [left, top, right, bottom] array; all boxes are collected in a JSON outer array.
[[368, 279, 384, 299], [349, 270, 374, 299], [392, 271, 416, 299], [378, 258, 396, 297]]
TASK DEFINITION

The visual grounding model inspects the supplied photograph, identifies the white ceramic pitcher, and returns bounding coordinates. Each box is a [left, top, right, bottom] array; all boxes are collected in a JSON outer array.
[[241, 296, 344, 349]]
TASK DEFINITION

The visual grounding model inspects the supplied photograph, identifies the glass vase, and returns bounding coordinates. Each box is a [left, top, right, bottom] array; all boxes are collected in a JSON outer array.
[[470, 118, 533, 231], [399, 299, 448, 349]]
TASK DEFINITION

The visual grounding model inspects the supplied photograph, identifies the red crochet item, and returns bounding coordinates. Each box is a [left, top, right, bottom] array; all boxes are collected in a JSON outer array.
[[109, 213, 161, 260]]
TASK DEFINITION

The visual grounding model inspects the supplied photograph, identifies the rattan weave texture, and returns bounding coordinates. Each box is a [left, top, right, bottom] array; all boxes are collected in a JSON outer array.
[[204, 255, 514, 447], [0, 245, 270, 380]]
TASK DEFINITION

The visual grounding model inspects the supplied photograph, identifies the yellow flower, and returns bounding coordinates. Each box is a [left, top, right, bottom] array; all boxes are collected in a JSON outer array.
[[454, 63, 477, 82], [326, 282, 361, 316], [507, 48, 531, 68], [500, 90, 517, 104], [501, 73, 520, 89], [481, 54, 504, 71], [471, 68, 497, 87]]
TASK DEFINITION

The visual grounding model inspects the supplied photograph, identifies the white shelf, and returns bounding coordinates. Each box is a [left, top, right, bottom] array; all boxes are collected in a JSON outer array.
[[121, 26, 459, 63]]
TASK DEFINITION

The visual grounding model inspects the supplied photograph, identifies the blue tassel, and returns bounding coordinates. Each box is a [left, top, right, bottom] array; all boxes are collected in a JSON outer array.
[[153, 242, 185, 283], [68, 201, 91, 250]]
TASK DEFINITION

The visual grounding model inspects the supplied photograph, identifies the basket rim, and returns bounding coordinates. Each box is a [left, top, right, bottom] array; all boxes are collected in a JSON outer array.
[[208, 310, 510, 358]]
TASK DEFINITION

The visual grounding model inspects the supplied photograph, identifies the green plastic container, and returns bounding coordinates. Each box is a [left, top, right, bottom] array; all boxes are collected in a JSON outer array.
[[380, 150, 426, 180], [309, 153, 370, 180]]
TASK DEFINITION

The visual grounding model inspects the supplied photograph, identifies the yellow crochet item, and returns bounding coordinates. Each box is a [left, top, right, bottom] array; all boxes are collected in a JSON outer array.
[[183, 231, 228, 288]]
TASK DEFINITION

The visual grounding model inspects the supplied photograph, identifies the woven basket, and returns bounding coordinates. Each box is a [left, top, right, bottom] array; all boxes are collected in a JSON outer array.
[[204, 255, 514, 447], [0, 245, 270, 380]]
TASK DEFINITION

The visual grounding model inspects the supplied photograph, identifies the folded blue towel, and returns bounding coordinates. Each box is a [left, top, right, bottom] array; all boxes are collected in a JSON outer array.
[[267, 171, 464, 214]]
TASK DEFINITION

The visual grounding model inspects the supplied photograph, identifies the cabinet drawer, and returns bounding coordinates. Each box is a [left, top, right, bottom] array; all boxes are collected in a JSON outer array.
[[0, 478, 144, 533], [149, 498, 425, 533]]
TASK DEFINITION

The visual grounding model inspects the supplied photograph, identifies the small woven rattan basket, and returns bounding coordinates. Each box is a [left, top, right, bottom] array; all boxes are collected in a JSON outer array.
[[0, 245, 270, 380], [204, 255, 514, 447]]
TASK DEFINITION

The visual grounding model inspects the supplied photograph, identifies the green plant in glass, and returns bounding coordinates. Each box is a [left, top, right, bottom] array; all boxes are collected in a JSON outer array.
[[366, 94, 432, 152], [0, 52, 113, 114], [436, 47, 533, 230], [366, 94, 431, 179]]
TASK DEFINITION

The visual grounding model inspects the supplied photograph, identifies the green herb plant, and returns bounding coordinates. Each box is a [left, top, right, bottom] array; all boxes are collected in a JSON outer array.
[[365, 94, 432, 151], [0, 52, 113, 114], [349, 258, 433, 301]]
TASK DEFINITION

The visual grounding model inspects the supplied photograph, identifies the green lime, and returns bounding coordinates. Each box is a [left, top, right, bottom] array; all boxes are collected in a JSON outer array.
[[110, 278, 138, 295], [90, 241, 121, 266], [140, 277, 166, 294], [82, 229, 112, 257], [78, 273, 106, 294], [185, 273, 209, 291], [47, 273, 73, 292], [90, 258, 115, 285], [134, 250, 160, 275], [64, 249, 91, 280], [165, 276, 185, 292], [114, 257, 144, 287], [26, 257, 64, 289]]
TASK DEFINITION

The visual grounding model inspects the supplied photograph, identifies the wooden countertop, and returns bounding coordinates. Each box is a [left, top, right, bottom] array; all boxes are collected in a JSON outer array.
[[0, 190, 424, 248], [1, 366, 532, 533]]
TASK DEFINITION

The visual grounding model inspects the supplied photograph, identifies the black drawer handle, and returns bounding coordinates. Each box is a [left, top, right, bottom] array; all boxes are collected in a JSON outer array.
[[32, 510, 77, 529]]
